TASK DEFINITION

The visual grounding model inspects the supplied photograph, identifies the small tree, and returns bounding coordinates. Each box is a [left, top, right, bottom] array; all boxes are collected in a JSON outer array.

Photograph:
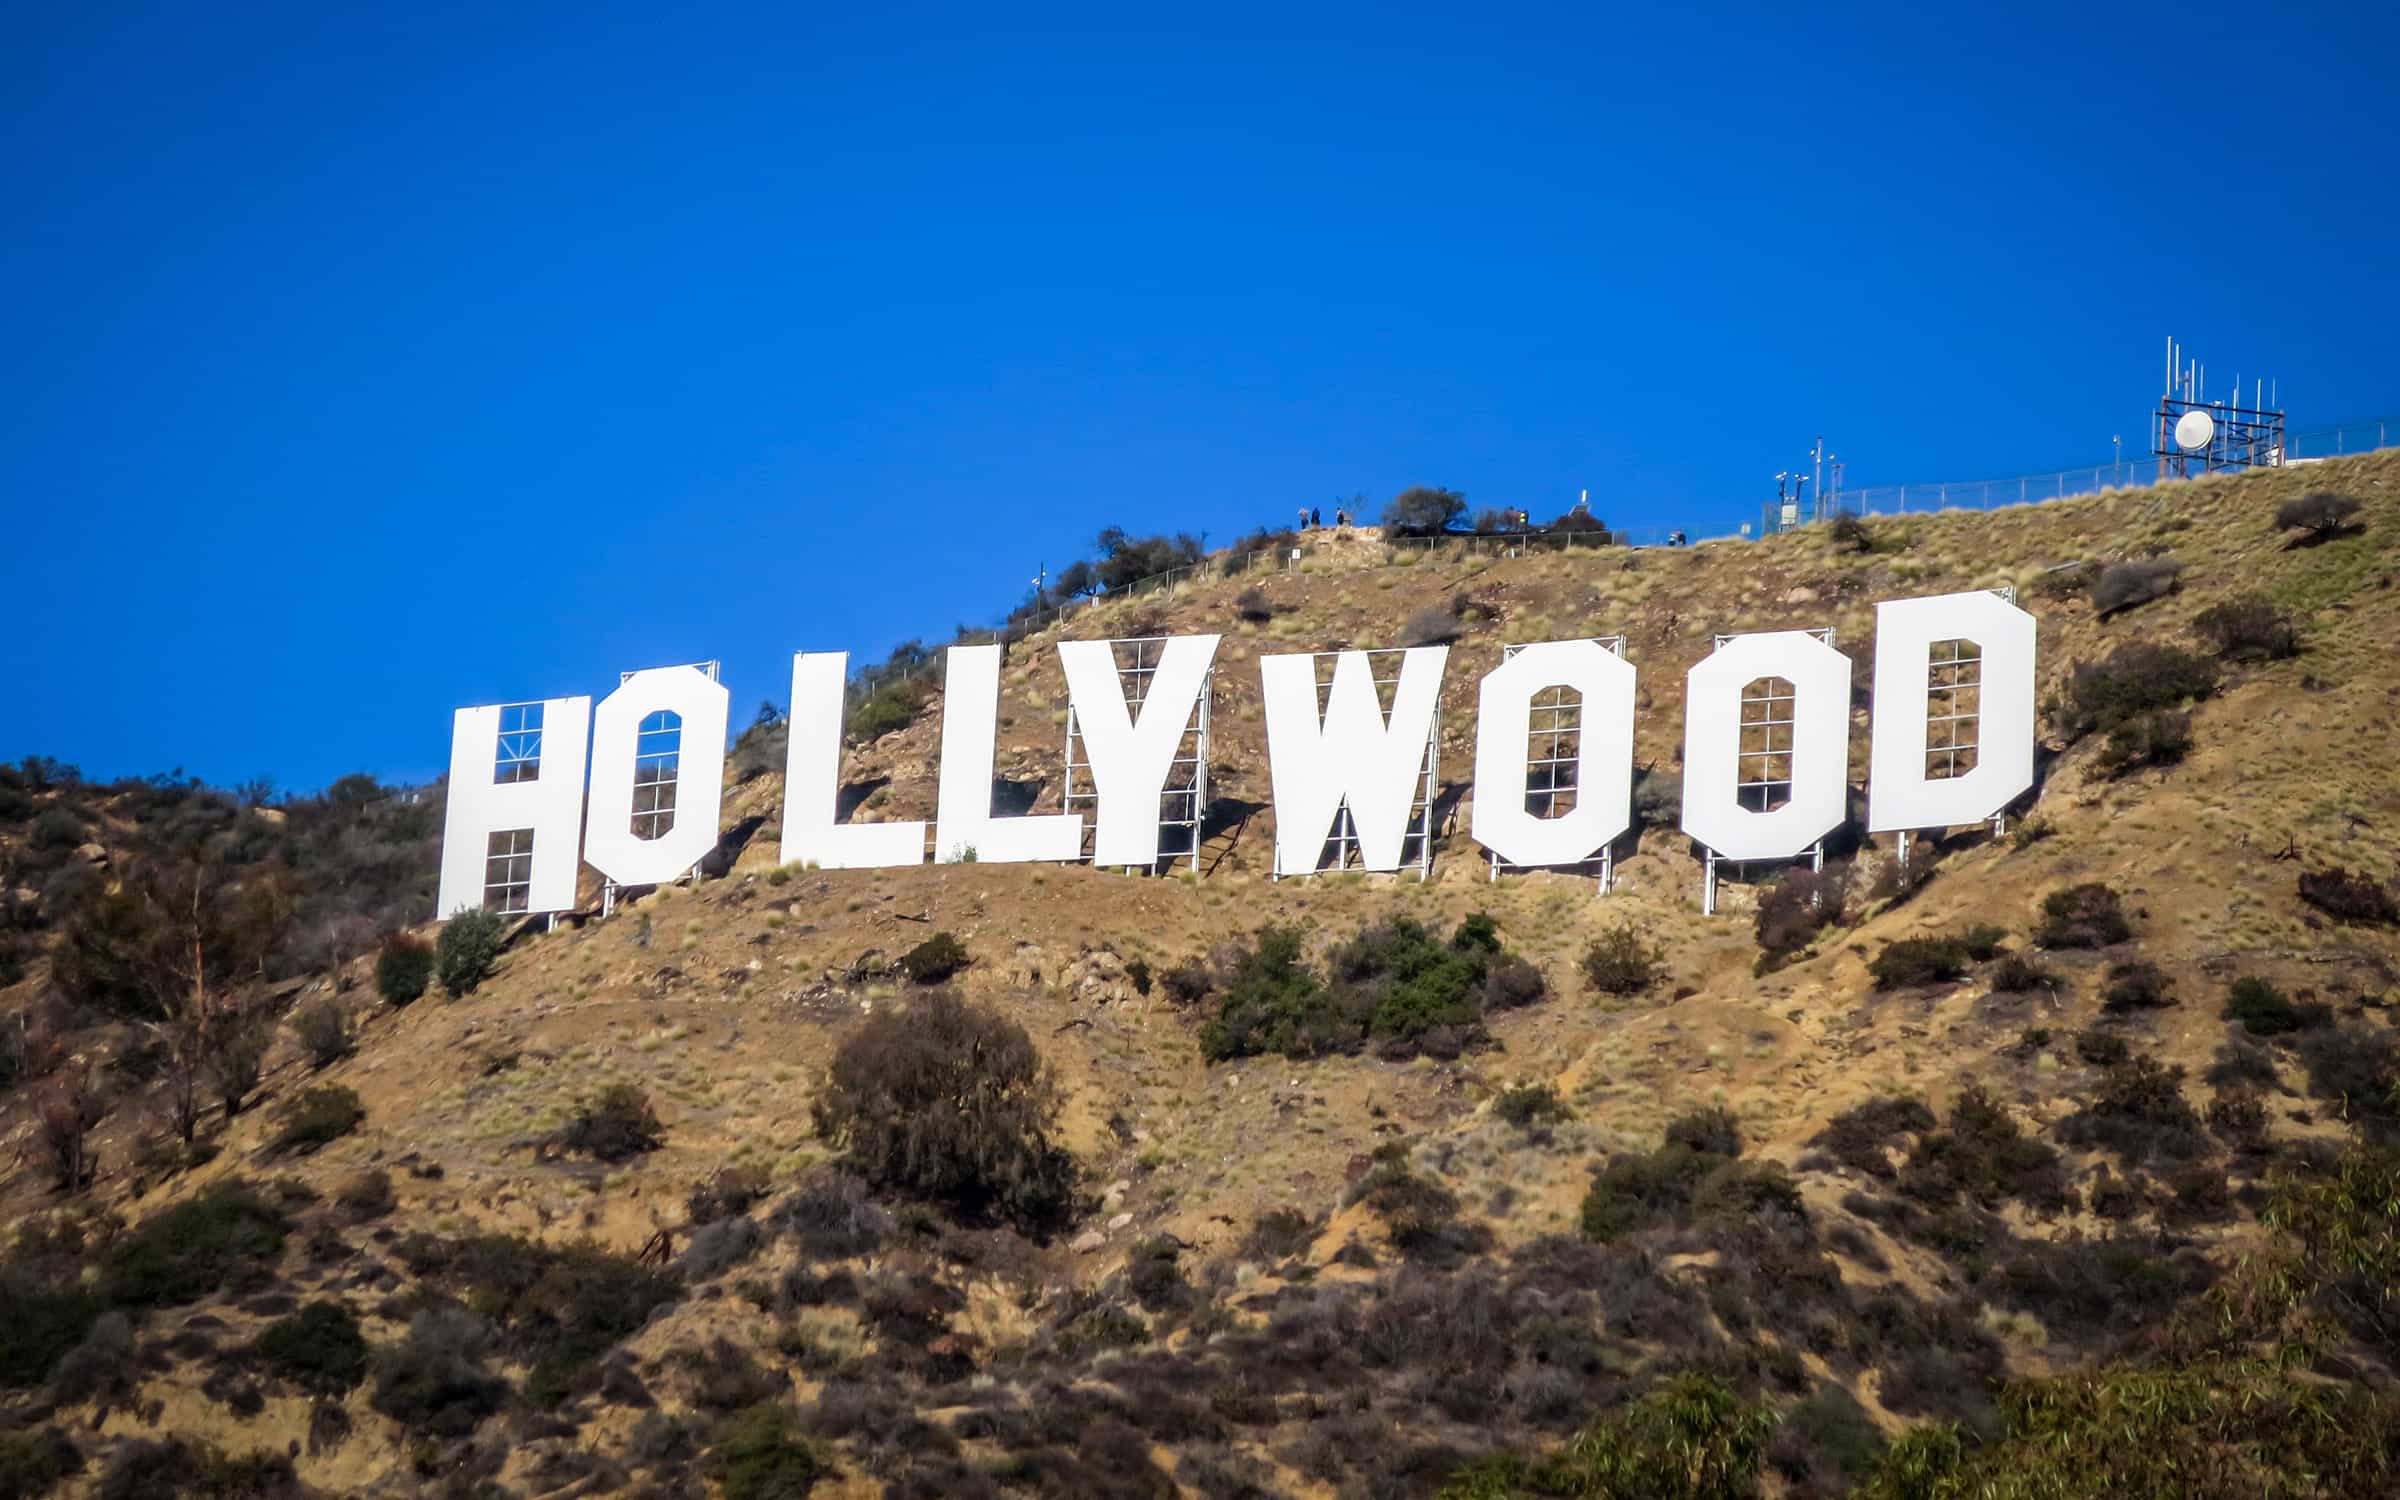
[[1581, 922, 1665, 996], [1381, 486, 1467, 536], [812, 990, 1075, 1232], [376, 934, 434, 1006], [436, 909, 507, 997], [36, 1067, 104, 1192], [2036, 883, 2132, 949], [2274, 491, 2362, 542], [205, 1013, 271, 1117], [562, 1083, 665, 1161], [1233, 587, 1273, 623], [2094, 709, 2194, 777]]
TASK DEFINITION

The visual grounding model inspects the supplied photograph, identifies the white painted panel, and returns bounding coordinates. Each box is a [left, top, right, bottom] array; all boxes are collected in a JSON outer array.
[[1681, 631, 1850, 861], [780, 652, 927, 869], [1260, 646, 1447, 873], [1058, 635, 1220, 866], [435, 697, 591, 918], [585, 665, 730, 886], [1471, 640, 1635, 868], [1866, 591, 2037, 832], [933, 643, 1083, 863]]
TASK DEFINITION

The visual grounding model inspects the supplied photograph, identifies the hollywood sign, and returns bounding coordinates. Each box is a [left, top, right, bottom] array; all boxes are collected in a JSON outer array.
[[435, 588, 2034, 919]]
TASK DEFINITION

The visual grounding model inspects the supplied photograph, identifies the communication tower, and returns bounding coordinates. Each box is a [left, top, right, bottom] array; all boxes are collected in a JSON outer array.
[[2154, 337, 2285, 478]]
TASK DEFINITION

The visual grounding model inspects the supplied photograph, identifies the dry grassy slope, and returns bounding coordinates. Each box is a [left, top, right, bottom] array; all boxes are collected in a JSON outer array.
[[13, 451, 2400, 1496]]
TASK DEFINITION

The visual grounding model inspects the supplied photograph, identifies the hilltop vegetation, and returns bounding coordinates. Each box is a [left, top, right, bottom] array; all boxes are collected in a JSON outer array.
[[2, 453, 2399, 1496]]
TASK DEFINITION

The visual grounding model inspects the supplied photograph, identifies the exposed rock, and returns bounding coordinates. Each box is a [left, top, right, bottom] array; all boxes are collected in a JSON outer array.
[[1070, 1228, 1107, 1254]]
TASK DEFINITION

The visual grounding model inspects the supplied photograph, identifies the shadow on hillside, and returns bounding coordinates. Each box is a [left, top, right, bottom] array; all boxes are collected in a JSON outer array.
[[2281, 524, 2368, 550], [836, 777, 889, 822]]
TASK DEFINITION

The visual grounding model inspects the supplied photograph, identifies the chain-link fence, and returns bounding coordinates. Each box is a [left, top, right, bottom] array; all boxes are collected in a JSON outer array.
[[1817, 414, 2397, 523], [864, 411, 2399, 701]]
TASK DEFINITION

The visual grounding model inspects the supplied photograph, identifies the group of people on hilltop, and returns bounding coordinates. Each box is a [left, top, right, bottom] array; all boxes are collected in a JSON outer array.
[[1296, 505, 1354, 530]]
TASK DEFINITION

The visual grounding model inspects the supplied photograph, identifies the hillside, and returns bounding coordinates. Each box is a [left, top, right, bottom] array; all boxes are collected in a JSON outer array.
[[4, 451, 2400, 1498]]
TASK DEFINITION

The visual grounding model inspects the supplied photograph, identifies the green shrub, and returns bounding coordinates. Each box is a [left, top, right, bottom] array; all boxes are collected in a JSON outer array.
[[2297, 866, 2400, 926], [2224, 976, 2308, 1036], [845, 677, 929, 745], [2074, 1029, 2129, 1066], [0, 1426, 80, 1496], [1808, 1094, 1935, 1179], [1953, 925, 2008, 962], [1242, 1207, 1317, 1262], [1989, 952, 2059, 992], [1755, 865, 1848, 958], [1444, 1373, 1774, 1500], [1350, 1159, 1479, 1256], [2060, 1057, 2204, 1164], [1494, 1082, 1572, 1128], [1202, 914, 1537, 1061], [0, 1279, 106, 1389], [375, 934, 434, 1006], [2101, 959, 2174, 1012], [562, 1083, 665, 1161], [437, 908, 507, 996], [336, 1168, 395, 1220], [2094, 708, 2193, 776], [1664, 1107, 1743, 1157], [2274, 490, 2362, 539], [1896, 1086, 2070, 1212], [1125, 1235, 1189, 1313], [1580, 1114, 1743, 1243], [289, 999, 351, 1068], [2035, 883, 2132, 948], [708, 1404, 825, 1499], [252, 1301, 369, 1395], [1383, 485, 1467, 535], [2193, 594, 2300, 661], [897, 931, 968, 984], [370, 1307, 510, 1435], [102, 1182, 290, 1308], [1870, 936, 1972, 989], [393, 1233, 679, 1411], [1581, 921, 1665, 996], [2056, 643, 2215, 740], [272, 1085, 364, 1154], [812, 990, 1074, 1233]]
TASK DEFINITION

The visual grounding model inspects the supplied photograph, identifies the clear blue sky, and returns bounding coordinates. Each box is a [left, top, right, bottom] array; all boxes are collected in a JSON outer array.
[[4, 1, 2394, 792]]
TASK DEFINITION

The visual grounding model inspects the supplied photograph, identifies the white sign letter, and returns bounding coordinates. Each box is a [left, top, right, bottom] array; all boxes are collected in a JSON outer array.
[[1867, 591, 2036, 833], [781, 652, 927, 869], [1681, 631, 1850, 860], [1058, 635, 1220, 866], [585, 665, 730, 886], [934, 644, 1083, 863], [1260, 647, 1447, 873], [1471, 640, 1635, 868], [435, 696, 591, 918]]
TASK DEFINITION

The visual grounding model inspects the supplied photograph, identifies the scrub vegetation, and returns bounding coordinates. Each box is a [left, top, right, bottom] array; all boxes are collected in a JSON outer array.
[[1, 453, 2398, 1493]]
